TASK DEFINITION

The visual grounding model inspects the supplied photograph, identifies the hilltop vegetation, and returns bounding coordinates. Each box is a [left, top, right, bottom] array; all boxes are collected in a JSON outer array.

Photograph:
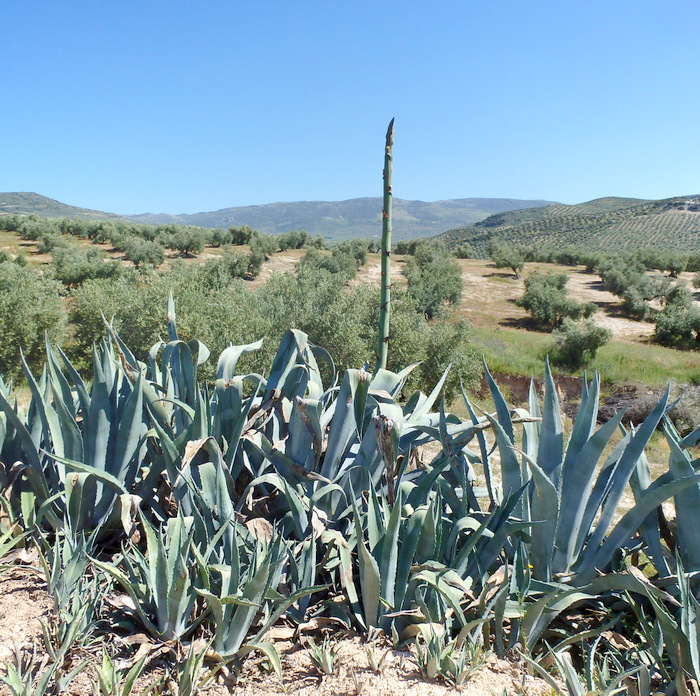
[[2, 211, 700, 392], [439, 194, 700, 255]]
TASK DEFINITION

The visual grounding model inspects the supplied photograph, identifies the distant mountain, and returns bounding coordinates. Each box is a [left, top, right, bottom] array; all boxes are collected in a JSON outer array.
[[438, 195, 700, 255], [123, 197, 556, 242], [0, 192, 123, 220]]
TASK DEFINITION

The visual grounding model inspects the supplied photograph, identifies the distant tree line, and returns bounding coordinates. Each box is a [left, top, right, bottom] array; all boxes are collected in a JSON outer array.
[[0, 214, 327, 280]]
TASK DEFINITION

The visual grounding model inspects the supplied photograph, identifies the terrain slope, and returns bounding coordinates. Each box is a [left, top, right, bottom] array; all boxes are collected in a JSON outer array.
[[439, 195, 700, 255]]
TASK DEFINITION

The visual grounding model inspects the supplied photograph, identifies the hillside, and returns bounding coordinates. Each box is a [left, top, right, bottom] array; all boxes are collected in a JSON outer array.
[[439, 195, 700, 255], [0, 192, 123, 220], [124, 197, 555, 242]]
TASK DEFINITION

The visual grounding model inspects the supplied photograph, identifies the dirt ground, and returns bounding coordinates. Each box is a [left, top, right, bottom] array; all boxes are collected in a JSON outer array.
[[450, 259, 659, 343], [0, 564, 554, 696]]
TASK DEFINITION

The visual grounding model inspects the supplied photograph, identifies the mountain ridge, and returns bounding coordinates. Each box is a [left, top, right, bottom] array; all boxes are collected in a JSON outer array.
[[122, 196, 556, 241], [0, 192, 556, 241]]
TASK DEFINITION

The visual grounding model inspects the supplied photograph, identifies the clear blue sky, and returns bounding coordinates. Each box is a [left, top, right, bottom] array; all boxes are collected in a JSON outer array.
[[2, 1, 699, 214]]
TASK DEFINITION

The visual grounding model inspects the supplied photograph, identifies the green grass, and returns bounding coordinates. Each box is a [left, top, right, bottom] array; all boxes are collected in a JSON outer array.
[[474, 325, 700, 388]]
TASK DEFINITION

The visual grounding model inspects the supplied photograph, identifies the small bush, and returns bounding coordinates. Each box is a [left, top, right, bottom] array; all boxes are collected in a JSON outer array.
[[654, 303, 700, 347], [454, 243, 473, 259], [516, 271, 597, 327], [403, 242, 463, 319], [552, 317, 612, 369]]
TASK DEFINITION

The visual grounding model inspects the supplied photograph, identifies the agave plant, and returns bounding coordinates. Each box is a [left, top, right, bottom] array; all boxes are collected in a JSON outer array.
[[0, 338, 151, 538], [478, 362, 700, 586], [93, 512, 201, 642]]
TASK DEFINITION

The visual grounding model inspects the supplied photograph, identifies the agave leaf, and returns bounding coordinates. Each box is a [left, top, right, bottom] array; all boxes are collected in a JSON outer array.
[[264, 329, 319, 401], [84, 358, 116, 480], [560, 374, 599, 478], [522, 586, 593, 646], [352, 493, 381, 629], [370, 363, 419, 399], [21, 352, 67, 464], [49, 384, 83, 464], [524, 455, 559, 582], [236, 642, 282, 678], [483, 359, 514, 443], [109, 373, 145, 486], [677, 559, 700, 680], [451, 510, 497, 576], [378, 488, 404, 619], [44, 451, 129, 498], [462, 387, 495, 505], [322, 369, 365, 479], [92, 556, 160, 637], [0, 390, 46, 485], [395, 505, 430, 600], [582, 387, 670, 560], [217, 553, 274, 656], [65, 472, 97, 534], [554, 408, 626, 575], [287, 397, 323, 471], [665, 421, 700, 572], [576, 474, 700, 583], [482, 410, 522, 506], [628, 448, 672, 578], [680, 423, 700, 450], [405, 364, 451, 422], [536, 359, 564, 489]]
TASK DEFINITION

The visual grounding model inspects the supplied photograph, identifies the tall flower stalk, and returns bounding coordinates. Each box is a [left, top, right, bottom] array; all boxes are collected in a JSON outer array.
[[375, 118, 394, 373]]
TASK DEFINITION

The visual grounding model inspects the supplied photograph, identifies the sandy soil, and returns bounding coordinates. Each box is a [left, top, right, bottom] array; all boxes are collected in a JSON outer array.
[[454, 260, 659, 343], [0, 566, 553, 696]]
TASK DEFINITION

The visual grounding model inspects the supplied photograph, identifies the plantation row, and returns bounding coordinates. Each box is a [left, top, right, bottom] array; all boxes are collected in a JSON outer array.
[[441, 195, 700, 257], [0, 220, 478, 403], [0, 213, 331, 272], [2, 302, 700, 692]]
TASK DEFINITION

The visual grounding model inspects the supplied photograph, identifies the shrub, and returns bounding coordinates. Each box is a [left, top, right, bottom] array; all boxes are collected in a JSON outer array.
[[487, 240, 525, 278], [51, 244, 123, 287], [164, 228, 205, 257], [516, 271, 597, 327], [552, 317, 612, 368], [654, 303, 700, 347], [403, 242, 463, 319], [0, 261, 66, 377], [208, 227, 231, 247], [298, 247, 359, 281], [122, 237, 165, 268], [229, 225, 256, 245], [201, 252, 251, 287], [453, 243, 473, 259], [621, 286, 651, 320]]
